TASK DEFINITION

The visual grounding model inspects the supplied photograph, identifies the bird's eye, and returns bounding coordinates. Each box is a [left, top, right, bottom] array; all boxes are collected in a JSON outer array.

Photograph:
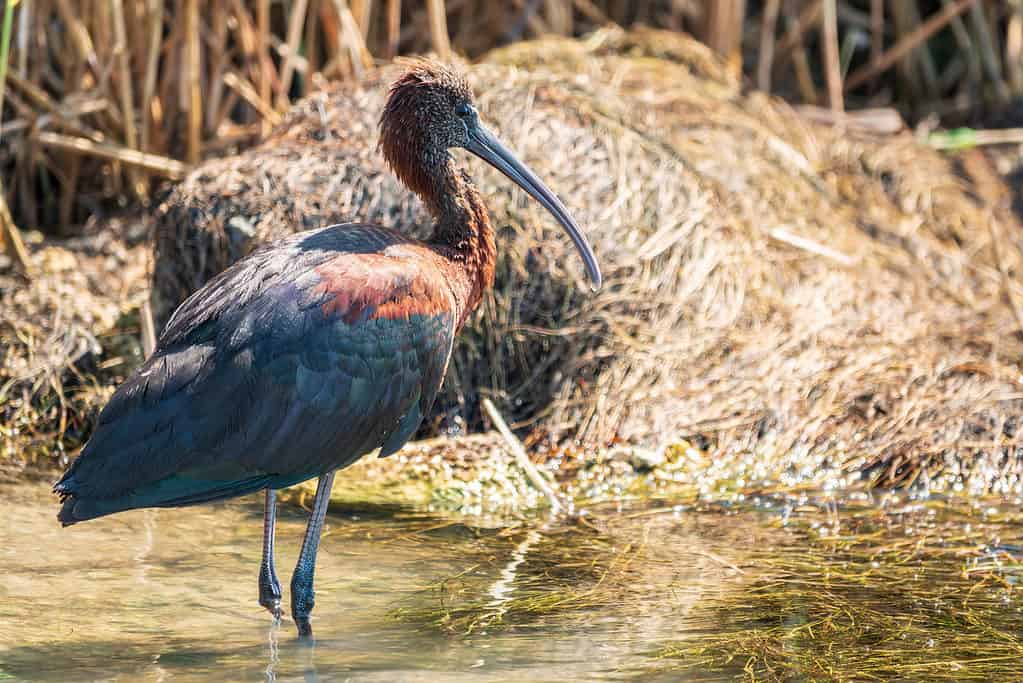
[[455, 102, 473, 118]]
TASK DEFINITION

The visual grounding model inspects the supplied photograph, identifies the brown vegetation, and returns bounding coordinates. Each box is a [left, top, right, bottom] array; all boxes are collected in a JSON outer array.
[[3, 2, 1023, 238], [146, 28, 1023, 492], [1, 0, 1022, 492], [0, 217, 150, 472]]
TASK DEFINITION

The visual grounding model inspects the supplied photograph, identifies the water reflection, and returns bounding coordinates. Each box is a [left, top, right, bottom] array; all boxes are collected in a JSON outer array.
[[263, 626, 321, 683], [265, 624, 280, 682]]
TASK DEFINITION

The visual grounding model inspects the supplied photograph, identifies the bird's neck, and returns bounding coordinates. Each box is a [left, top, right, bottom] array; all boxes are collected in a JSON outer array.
[[421, 161, 496, 327]]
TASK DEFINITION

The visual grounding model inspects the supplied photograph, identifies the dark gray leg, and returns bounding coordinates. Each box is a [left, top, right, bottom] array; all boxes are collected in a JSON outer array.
[[291, 471, 336, 638], [259, 488, 282, 620]]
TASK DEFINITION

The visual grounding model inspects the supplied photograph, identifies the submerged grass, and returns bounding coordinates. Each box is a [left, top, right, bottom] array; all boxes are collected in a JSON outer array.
[[659, 559, 1023, 682], [390, 520, 651, 634], [384, 493, 1023, 681], [654, 496, 1023, 682]]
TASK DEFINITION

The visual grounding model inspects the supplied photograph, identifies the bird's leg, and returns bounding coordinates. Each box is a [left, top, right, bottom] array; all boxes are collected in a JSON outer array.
[[258, 488, 282, 620], [290, 470, 336, 638]]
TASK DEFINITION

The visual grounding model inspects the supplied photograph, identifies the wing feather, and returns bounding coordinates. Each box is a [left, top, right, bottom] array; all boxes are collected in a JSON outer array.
[[56, 224, 457, 517]]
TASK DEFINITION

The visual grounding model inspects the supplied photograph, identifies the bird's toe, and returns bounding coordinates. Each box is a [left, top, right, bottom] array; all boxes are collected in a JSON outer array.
[[260, 597, 282, 621]]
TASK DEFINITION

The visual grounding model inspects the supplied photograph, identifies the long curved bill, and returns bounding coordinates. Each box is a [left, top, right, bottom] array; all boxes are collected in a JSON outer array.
[[465, 123, 602, 291]]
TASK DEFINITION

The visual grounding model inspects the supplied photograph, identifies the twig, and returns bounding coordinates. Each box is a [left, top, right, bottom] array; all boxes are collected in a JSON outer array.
[[15, 0, 28, 77], [869, 0, 883, 73], [257, 0, 272, 134], [110, 0, 144, 196], [890, 2, 939, 97], [277, 0, 310, 110], [928, 127, 1023, 150], [140, 0, 163, 153], [351, 0, 372, 38], [1008, 2, 1023, 94], [35, 131, 190, 179], [545, 0, 572, 35], [223, 71, 282, 125], [781, 1, 821, 103], [385, 0, 402, 58], [700, 0, 745, 74], [0, 180, 32, 276], [968, 0, 1011, 103], [773, 0, 822, 70], [482, 398, 565, 514], [845, 0, 977, 91], [426, 0, 451, 60], [572, 0, 608, 25], [53, 0, 98, 73], [796, 105, 904, 134], [328, 0, 373, 77], [507, 0, 549, 39], [185, 0, 202, 165], [757, 0, 781, 92], [0, 0, 14, 143], [821, 0, 843, 112], [769, 226, 856, 267], [206, 3, 230, 133]]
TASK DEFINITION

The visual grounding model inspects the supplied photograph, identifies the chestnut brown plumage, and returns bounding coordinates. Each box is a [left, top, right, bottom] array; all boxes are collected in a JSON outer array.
[[53, 59, 600, 638]]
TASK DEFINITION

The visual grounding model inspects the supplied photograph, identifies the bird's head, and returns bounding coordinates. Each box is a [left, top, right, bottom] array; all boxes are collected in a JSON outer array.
[[380, 58, 601, 290]]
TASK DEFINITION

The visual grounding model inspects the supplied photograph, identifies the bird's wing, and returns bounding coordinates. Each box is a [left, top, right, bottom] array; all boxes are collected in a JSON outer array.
[[57, 224, 456, 512]]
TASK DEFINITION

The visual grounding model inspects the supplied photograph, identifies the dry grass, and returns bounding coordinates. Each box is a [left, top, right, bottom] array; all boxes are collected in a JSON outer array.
[[0, 217, 150, 473], [145, 28, 1023, 493]]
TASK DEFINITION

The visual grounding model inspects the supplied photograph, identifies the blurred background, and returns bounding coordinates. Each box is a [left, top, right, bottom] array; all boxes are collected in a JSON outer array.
[[2, 0, 1023, 238]]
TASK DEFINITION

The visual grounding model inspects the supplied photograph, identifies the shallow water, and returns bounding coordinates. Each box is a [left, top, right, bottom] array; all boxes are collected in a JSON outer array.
[[2, 481, 1023, 682]]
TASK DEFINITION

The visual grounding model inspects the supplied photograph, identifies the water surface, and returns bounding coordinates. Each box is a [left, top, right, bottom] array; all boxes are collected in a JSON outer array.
[[2, 481, 1022, 681]]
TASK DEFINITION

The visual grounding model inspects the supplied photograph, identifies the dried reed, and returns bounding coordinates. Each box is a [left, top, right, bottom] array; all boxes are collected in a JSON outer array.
[[2, 2, 1023, 237]]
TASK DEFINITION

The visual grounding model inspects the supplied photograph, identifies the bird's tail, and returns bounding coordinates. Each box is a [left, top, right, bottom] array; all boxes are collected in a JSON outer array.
[[55, 473, 277, 526], [56, 492, 136, 526]]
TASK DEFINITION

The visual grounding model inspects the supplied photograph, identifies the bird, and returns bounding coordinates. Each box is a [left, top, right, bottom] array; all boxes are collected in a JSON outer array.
[[53, 59, 601, 638]]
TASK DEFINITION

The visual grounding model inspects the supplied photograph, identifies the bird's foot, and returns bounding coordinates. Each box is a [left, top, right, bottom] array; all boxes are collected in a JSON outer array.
[[294, 615, 313, 639], [259, 566, 283, 621], [261, 593, 282, 621], [291, 571, 315, 639]]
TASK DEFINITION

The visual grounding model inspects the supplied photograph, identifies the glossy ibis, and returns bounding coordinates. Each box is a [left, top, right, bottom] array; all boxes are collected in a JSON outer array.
[[54, 59, 601, 638]]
